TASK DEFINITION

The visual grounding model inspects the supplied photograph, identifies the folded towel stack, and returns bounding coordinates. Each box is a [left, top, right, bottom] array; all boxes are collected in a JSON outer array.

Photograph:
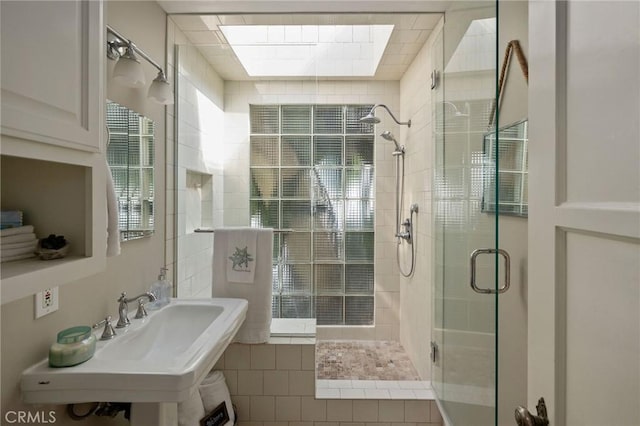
[[1, 225, 37, 262], [1, 210, 23, 230]]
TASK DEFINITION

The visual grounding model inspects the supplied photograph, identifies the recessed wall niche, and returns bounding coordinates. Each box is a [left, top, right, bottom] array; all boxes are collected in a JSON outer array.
[[186, 170, 213, 233]]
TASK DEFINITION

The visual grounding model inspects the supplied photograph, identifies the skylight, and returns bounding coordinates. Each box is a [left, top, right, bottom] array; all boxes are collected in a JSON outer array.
[[219, 25, 394, 77]]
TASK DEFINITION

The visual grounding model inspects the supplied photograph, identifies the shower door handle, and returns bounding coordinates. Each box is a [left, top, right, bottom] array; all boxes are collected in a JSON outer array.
[[470, 248, 511, 294]]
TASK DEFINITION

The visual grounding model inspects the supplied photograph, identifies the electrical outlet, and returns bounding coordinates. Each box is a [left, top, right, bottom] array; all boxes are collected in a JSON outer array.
[[35, 287, 59, 318]]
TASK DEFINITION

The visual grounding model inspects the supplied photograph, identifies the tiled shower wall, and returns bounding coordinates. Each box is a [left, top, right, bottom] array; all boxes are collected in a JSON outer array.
[[223, 80, 402, 341], [397, 20, 443, 380], [215, 342, 443, 425]]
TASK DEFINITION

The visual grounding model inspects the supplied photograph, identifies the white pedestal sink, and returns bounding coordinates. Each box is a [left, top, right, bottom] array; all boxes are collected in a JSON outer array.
[[21, 298, 248, 426]]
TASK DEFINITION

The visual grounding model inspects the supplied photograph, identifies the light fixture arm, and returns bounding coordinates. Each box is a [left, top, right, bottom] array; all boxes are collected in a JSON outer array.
[[369, 104, 411, 127], [106, 25, 164, 74]]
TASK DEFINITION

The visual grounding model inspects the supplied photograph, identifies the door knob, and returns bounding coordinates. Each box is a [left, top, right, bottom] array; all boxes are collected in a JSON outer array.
[[515, 397, 549, 426]]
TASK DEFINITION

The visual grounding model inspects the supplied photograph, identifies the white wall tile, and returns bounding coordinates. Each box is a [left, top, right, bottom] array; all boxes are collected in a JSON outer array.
[[251, 395, 276, 421], [251, 344, 276, 370], [264, 370, 289, 396], [378, 401, 405, 422], [326, 400, 353, 421], [301, 397, 327, 421], [353, 401, 379, 422], [276, 345, 302, 370], [275, 396, 302, 421]]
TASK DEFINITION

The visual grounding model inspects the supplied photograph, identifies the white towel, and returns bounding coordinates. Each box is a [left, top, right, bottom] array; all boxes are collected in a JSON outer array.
[[1, 252, 35, 263], [1, 238, 37, 250], [213, 227, 273, 343], [1, 243, 36, 258], [106, 159, 121, 257], [219, 227, 258, 283], [177, 388, 206, 426], [198, 371, 234, 426], [0, 225, 33, 237], [1, 233, 37, 244]]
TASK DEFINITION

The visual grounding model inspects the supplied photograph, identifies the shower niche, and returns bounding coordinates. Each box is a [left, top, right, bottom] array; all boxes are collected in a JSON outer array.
[[186, 170, 214, 233]]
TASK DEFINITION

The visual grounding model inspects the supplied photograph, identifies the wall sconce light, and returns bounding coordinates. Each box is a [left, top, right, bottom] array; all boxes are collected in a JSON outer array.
[[107, 25, 174, 105]]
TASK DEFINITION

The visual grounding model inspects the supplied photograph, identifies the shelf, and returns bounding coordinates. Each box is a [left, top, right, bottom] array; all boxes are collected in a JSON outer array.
[[0, 147, 106, 305]]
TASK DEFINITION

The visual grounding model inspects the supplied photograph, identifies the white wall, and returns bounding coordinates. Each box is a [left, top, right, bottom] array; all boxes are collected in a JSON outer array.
[[1, 2, 167, 424], [399, 18, 443, 381], [224, 80, 402, 340], [166, 19, 226, 298]]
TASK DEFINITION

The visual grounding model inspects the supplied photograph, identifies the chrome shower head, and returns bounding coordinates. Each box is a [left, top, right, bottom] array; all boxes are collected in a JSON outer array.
[[359, 112, 381, 124], [359, 104, 411, 127], [381, 131, 403, 153]]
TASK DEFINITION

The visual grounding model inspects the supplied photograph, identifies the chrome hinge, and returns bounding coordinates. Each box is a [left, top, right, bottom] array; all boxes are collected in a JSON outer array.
[[430, 341, 439, 363], [430, 69, 439, 90]]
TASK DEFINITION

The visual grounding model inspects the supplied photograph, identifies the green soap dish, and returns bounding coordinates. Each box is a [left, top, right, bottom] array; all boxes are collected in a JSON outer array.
[[49, 326, 96, 368]]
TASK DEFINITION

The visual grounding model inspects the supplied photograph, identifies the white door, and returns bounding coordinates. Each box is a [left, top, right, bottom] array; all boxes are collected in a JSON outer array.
[[528, 1, 640, 425]]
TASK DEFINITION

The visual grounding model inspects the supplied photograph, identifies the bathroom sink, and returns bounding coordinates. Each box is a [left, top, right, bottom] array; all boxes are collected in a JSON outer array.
[[21, 298, 248, 404]]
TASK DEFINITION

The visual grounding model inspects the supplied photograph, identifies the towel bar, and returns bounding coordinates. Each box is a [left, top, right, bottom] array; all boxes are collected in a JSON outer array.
[[194, 228, 294, 234]]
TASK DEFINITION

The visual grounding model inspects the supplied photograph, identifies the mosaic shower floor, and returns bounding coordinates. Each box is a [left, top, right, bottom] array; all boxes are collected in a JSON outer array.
[[316, 340, 420, 381]]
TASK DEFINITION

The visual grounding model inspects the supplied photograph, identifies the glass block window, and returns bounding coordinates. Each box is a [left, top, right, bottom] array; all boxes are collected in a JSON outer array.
[[250, 104, 375, 325]]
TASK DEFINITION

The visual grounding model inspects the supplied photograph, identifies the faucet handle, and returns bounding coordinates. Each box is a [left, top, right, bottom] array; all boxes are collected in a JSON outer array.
[[93, 316, 117, 340], [134, 298, 148, 319]]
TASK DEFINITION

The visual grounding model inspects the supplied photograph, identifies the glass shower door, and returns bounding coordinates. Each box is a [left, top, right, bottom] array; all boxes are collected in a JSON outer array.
[[433, 2, 500, 425]]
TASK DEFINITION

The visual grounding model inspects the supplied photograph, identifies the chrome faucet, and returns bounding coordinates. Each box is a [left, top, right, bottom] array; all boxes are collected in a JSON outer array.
[[116, 291, 156, 328]]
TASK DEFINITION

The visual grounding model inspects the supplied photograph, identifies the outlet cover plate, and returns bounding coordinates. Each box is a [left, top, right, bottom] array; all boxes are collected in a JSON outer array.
[[35, 287, 59, 318]]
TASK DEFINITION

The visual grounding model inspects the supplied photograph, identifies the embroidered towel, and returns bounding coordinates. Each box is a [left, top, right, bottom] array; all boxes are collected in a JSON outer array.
[[220, 228, 258, 283], [213, 227, 273, 343]]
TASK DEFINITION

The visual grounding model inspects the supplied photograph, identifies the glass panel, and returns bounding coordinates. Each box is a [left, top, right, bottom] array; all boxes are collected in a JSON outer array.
[[282, 200, 311, 230], [251, 168, 279, 198], [434, 4, 499, 426], [281, 296, 313, 318], [245, 103, 376, 326], [313, 105, 343, 134], [250, 200, 279, 228], [281, 232, 311, 263], [282, 135, 312, 166], [313, 232, 344, 261], [345, 296, 374, 325], [313, 200, 343, 230], [251, 136, 279, 166], [346, 135, 374, 166], [314, 136, 343, 166], [345, 167, 374, 199], [272, 295, 281, 318], [250, 105, 279, 134], [282, 168, 311, 198], [345, 105, 375, 134], [315, 264, 344, 294], [345, 199, 374, 230], [312, 168, 343, 198], [282, 105, 311, 134], [345, 232, 374, 262], [281, 263, 312, 294], [316, 296, 343, 325], [345, 264, 374, 294]]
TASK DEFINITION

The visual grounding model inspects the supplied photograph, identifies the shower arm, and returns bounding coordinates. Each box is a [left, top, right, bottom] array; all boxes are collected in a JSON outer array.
[[370, 104, 412, 128]]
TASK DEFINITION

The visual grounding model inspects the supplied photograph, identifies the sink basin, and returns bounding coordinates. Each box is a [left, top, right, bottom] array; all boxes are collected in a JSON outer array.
[[21, 298, 248, 404]]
